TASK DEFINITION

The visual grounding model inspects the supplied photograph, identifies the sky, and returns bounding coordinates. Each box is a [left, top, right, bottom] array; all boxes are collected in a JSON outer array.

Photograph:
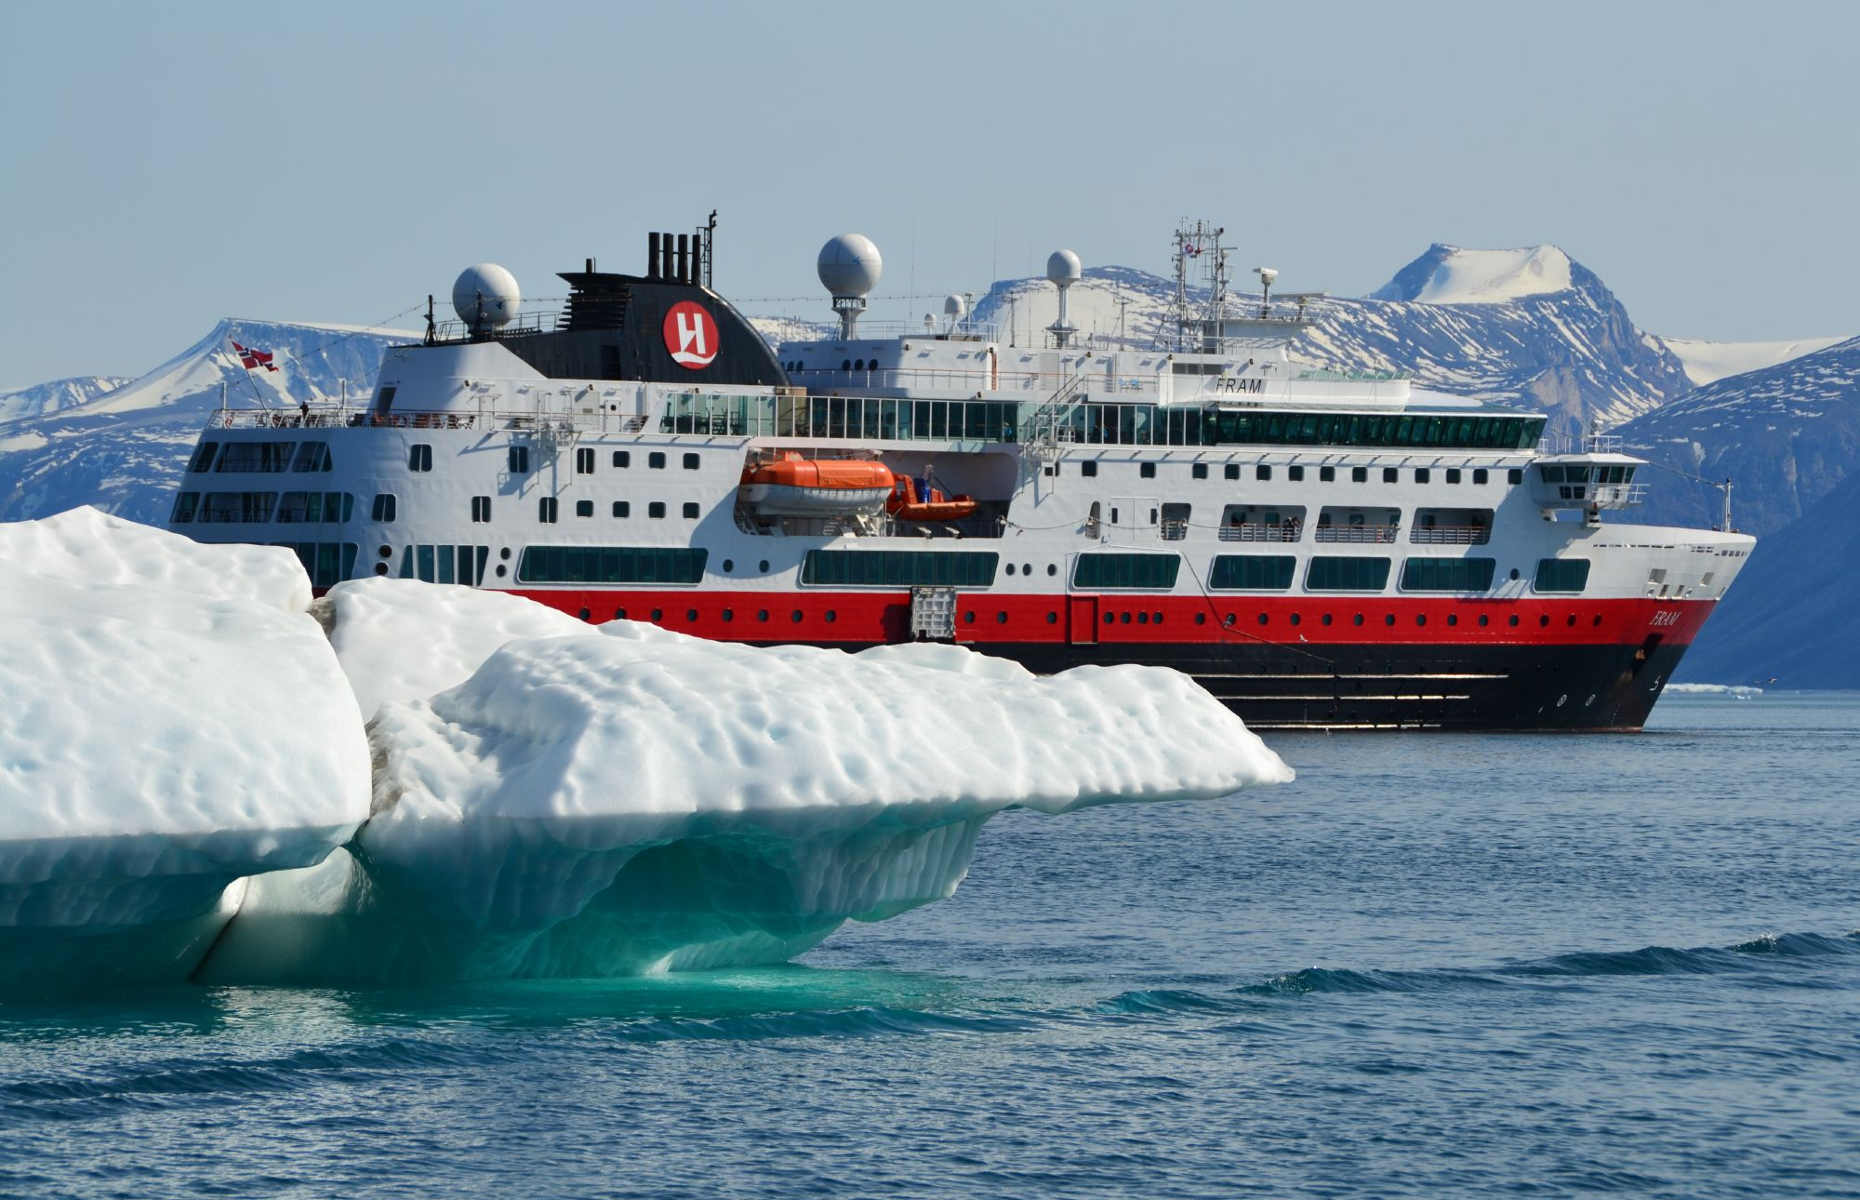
[[2, 0, 1855, 386]]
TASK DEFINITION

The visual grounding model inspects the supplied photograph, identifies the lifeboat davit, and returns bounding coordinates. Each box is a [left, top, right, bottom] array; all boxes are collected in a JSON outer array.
[[887, 475, 979, 523], [739, 453, 895, 517]]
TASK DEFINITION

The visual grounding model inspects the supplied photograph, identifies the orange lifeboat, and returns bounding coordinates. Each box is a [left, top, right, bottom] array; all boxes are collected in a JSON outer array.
[[886, 475, 979, 523], [739, 453, 894, 517]]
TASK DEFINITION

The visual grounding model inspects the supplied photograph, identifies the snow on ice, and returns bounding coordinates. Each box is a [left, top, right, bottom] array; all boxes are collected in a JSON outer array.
[[1, 509, 1292, 989]]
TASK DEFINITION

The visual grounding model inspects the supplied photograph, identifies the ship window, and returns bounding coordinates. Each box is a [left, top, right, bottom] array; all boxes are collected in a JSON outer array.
[[613, 501, 630, 517], [292, 442, 332, 472], [1140, 462, 1156, 479], [1081, 461, 1098, 477], [649, 452, 666, 469], [372, 494, 397, 523], [1446, 468, 1461, 484], [613, 451, 631, 468], [683, 453, 700, 470], [1256, 465, 1271, 481], [649, 502, 666, 518], [276, 491, 351, 524], [1474, 468, 1489, 484], [409, 444, 433, 472], [197, 492, 277, 523], [801, 550, 998, 587], [1508, 468, 1524, 484], [1401, 557, 1496, 592], [471, 496, 491, 523], [508, 446, 530, 474], [1352, 467, 1367, 483], [216, 441, 295, 473], [682, 502, 699, 518], [575, 500, 594, 518], [1415, 468, 1431, 484], [1320, 466, 1335, 482], [1073, 553, 1181, 591], [1383, 467, 1398, 483], [1288, 466, 1305, 482], [538, 497, 558, 523], [188, 443, 219, 473], [1306, 556, 1392, 591], [517, 546, 709, 584], [273, 541, 358, 588], [1533, 558, 1591, 594], [170, 492, 199, 524], [576, 447, 595, 474], [1193, 463, 1208, 479], [1208, 555, 1295, 591]]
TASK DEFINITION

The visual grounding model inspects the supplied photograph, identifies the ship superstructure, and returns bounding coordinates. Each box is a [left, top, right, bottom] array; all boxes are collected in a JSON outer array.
[[166, 219, 1753, 729]]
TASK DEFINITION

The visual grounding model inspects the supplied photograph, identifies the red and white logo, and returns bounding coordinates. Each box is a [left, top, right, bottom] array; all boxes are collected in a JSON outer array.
[[663, 301, 720, 369]]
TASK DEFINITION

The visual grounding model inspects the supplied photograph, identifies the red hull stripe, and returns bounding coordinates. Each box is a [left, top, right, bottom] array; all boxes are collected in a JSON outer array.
[[502, 589, 1716, 649]]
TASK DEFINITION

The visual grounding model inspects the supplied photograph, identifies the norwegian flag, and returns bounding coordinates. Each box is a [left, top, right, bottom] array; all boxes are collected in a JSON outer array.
[[231, 340, 278, 372]]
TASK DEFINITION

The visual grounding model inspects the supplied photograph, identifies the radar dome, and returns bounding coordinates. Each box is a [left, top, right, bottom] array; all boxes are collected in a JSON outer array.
[[1046, 249, 1082, 285], [943, 293, 967, 319], [817, 234, 883, 298], [452, 263, 521, 329]]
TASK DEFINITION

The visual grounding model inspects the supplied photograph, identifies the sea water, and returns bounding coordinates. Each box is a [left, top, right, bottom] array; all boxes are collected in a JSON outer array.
[[2, 692, 1856, 1198]]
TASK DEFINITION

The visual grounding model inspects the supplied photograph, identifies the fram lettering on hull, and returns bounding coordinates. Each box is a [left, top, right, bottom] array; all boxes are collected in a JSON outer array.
[[664, 301, 720, 369]]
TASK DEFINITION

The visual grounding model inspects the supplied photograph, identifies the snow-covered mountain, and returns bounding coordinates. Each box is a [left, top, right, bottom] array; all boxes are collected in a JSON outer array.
[[0, 375, 134, 424], [0, 319, 411, 525], [1659, 336, 1846, 386], [950, 244, 1694, 440], [1614, 333, 1860, 537]]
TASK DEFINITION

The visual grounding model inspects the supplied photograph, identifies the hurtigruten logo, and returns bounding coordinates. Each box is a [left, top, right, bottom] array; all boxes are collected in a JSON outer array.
[[663, 301, 720, 369]]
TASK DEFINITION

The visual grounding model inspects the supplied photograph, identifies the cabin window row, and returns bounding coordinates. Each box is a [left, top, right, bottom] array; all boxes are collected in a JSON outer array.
[[1085, 461, 1525, 485], [800, 550, 999, 588], [171, 491, 354, 525], [269, 542, 357, 588], [1073, 553, 1589, 595], [397, 544, 490, 586], [516, 546, 709, 585], [188, 441, 333, 474], [538, 498, 700, 522]]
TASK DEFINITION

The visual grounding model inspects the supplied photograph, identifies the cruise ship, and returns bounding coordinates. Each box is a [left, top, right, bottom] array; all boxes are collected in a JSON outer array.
[[165, 218, 1754, 730]]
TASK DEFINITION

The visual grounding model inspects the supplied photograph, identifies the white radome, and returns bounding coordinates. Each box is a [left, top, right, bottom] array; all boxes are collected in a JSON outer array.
[[1046, 249, 1082, 285], [452, 263, 522, 329], [943, 293, 966, 319], [817, 234, 883, 298]]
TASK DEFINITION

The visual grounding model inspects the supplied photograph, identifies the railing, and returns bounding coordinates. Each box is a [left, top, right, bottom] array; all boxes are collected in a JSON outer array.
[[1409, 525, 1492, 545], [1314, 525, 1400, 544], [210, 407, 479, 431], [1218, 522, 1303, 543], [1160, 520, 1189, 541]]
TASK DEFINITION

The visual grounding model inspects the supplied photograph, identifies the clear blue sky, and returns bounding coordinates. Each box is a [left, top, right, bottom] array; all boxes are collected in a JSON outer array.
[[2, 0, 1854, 385]]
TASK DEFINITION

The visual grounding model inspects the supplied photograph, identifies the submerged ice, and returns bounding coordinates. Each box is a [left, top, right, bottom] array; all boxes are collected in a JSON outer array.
[[2, 509, 1292, 989]]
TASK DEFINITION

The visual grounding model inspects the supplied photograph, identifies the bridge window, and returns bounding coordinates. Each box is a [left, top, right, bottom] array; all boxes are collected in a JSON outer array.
[[276, 491, 352, 524], [1533, 558, 1591, 594], [291, 442, 332, 472], [1208, 555, 1295, 591], [198, 492, 277, 523], [276, 542, 358, 588], [1073, 553, 1181, 591], [801, 550, 998, 587], [170, 492, 199, 523], [1401, 557, 1496, 592], [371, 493, 396, 522], [517, 546, 708, 584], [216, 441, 295, 472], [1306, 556, 1391, 591], [188, 443, 219, 473]]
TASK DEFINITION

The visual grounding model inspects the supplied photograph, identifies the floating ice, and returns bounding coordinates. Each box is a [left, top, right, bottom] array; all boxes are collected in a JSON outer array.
[[207, 581, 1292, 983], [0, 510, 370, 988], [1, 513, 1291, 989]]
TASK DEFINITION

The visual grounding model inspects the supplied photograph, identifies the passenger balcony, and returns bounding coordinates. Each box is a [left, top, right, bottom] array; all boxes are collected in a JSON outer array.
[[1313, 524, 1399, 544], [1217, 521, 1302, 543], [1530, 455, 1646, 518]]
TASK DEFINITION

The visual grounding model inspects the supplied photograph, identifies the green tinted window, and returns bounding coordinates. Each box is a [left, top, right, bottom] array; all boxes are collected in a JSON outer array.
[[1306, 556, 1391, 591], [517, 546, 709, 584], [1533, 558, 1591, 593], [1400, 557, 1497, 592], [801, 550, 997, 587], [1208, 555, 1295, 591], [1073, 554, 1181, 590]]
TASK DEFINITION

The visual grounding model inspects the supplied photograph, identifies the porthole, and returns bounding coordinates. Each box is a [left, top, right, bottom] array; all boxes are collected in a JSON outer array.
[[1223, 613, 1236, 627], [377, 544, 392, 559], [1446, 614, 1457, 627], [1104, 613, 1115, 625], [722, 558, 734, 573], [721, 609, 733, 622], [373, 563, 388, 576], [1385, 613, 1395, 626], [1194, 612, 1206, 625], [1120, 612, 1132, 624], [1047, 564, 1057, 576], [1566, 614, 1576, 627], [1416, 614, 1427, 627], [578, 608, 591, 620], [1006, 564, 1016, 576], [1321, 613, 1333, 626], [685, 609, 697, 621], [1256, 613, 1268, 626], [996, 612, 1008, 624], [1509, 568, 1519, 580], [792, 610, 803, 623], [1153, 611, 1163, 624], [760, 560, 770, 572], [1290, 612, 1301, 627], [651, 608, 663, 621], [1508, 614, 1520, 627], [1023, 563, 1032, 575], [1138, 612, 1150, 625], [1592, 614, 1603, 627], [1539, 614, 1550, 627], [824, 610, 836, 624], [494, 565, 506, 578], [1353, 613, 1365, 626], [614, 608, 627, 620], [1046, 612, 1058, 624], [500, 547, 512, 560], [758, 610, 769, 622]]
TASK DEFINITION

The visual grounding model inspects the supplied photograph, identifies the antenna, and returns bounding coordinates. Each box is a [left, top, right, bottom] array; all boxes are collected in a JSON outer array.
[[1045, 249, 1081, 348], [817, 234, 883, 339], [1254, 266, 1278, 317]]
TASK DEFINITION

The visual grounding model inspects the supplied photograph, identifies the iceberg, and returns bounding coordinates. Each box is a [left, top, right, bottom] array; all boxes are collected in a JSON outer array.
[[0, 509, 371, 988], [1, 510, 1291, 989]]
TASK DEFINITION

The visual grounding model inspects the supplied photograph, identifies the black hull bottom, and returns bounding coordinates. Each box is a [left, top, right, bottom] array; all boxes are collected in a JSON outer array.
[[930, 640, 1692, 731]]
